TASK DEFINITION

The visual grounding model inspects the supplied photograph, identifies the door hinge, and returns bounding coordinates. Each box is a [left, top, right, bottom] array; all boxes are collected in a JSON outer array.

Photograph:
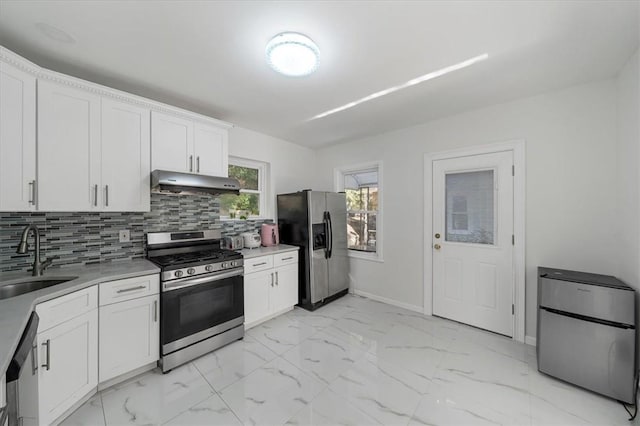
[[512, 234, 515, 245], [512, 304, 515, 315], [512, 165, 515, 176]]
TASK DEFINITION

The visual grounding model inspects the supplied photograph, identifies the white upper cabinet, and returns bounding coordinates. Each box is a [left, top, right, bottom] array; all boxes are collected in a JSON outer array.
[[101, 98, 151, 211], [151, 111, 193, 173], [0, 61, 36, 211], [151, 111, 229, 177], [37, 80, 101, 211], [0, 46, 232, 212], [193, 122, 228, 177]]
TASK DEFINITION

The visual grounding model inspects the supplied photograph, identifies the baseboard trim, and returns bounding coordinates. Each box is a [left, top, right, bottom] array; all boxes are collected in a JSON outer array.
[[353, 289, 423, 313], [98, 361, 158, 392], [525, 335, 537, 347], [245, 306, 294, 330]]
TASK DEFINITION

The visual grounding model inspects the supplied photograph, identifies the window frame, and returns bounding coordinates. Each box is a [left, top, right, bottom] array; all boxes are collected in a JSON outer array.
[[335, 161, 383, 263], [221, 156, 269, 220]]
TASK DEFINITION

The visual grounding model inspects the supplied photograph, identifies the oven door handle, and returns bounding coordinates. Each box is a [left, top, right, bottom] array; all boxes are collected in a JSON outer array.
[[162, 268, 243, 292]]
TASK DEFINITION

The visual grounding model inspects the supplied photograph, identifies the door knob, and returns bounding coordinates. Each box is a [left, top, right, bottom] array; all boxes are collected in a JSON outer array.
[[433, 244, 441, 250], [434, 233, 441, 239]]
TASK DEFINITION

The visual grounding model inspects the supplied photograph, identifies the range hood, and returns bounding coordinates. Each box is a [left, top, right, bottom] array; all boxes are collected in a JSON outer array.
[[151, 170, 240, 195]]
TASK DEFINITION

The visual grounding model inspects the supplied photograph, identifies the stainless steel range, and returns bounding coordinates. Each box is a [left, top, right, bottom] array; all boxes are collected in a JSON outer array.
[[146, 230, 244, 373]]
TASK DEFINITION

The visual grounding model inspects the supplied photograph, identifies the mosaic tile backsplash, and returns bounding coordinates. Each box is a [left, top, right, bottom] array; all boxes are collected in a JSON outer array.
[[0, 193, 271, 273]]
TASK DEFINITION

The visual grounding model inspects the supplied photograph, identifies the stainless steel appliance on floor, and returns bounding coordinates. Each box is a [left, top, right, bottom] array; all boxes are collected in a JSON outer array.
[[5, 312, 39, 426], [277, 190, 349, 310], [537, 267, 637, 404], [146, 230, 244, 373]]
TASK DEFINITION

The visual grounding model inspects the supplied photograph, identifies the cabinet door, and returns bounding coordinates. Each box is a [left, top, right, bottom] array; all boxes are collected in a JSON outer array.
[[37, 309, 98, 426], [244, 270, 272, 326], [101, 98, 151, 211], [271, 263, 299, 313], [193, 122, 228, 176], [0, 62, 36, 211], [99, 294, 159, 383], [151, 111, 193, 173], [38, 80, 101, 211]]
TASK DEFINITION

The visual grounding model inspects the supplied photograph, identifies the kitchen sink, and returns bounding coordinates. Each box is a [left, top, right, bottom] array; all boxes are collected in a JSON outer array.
[[0, 276, 78, 300]]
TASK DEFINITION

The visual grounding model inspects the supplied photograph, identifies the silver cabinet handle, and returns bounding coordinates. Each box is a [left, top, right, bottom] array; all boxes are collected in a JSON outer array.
[[105, 185, 109, 207], [282, 257, 293, 261], [42, 339, 50, 371], [270, 272, 274, 287], [153, 300, 158, 322], [253, 262, 267, 267], [276, 271, 279, 286], [116, 285, 146, 294], [31, 344, 38, 375], [189, 155, 193, 172], [94, 184, 98, 206], [197, 156, 200, 173], [28, 180, 36, 205]]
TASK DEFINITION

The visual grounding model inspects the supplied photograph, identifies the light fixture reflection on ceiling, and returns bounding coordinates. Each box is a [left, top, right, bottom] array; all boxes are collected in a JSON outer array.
[[310, 53, 489, 120], [266, 32, 319, 77], [35, 22, 76, 44]]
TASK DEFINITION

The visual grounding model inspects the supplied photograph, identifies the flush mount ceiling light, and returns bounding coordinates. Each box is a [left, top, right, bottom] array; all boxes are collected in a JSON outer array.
[[266, 32, 319, 77], [310, 53, 489, 120]]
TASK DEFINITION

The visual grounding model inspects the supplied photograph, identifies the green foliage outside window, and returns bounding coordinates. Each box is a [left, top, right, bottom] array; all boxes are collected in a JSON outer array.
[[220, 164, 261, 218]]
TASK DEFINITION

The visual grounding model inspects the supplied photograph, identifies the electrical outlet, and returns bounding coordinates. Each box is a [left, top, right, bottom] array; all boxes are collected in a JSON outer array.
[[119, 230, 130, 243]]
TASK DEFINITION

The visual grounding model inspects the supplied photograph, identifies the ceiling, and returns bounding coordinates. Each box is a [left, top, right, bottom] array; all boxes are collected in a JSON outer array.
[[0, 1, 638, 148]]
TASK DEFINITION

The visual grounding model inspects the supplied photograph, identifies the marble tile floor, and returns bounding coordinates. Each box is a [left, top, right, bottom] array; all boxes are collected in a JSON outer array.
[[61, 294, 633, 426]]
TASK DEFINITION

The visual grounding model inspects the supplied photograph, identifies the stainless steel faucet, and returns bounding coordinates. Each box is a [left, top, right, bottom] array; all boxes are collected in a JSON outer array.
[[16, 224, 53, 276]]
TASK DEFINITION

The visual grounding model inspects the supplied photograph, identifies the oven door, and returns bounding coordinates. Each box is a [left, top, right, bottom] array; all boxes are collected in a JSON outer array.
[[161, 268, 244, 354]]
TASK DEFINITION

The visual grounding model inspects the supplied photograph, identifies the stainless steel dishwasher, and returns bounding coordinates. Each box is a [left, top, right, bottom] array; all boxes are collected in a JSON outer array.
[[537, 267, 637, 403]]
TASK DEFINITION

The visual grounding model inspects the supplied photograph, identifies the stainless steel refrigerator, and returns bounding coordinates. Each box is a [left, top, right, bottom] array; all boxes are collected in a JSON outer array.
[[537, 267, 637, 404], [277, 190, 349, 310]]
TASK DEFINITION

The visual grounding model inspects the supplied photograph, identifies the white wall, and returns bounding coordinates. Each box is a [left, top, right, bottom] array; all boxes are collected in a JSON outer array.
[[229, 126, 316, 219], [615, 50, 640, 336], [314, 79, 619, 339]]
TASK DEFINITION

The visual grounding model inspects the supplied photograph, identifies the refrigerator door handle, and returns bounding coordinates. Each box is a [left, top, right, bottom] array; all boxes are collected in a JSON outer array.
[[323, 211, 330, 259], [327, 211, 333, 258]]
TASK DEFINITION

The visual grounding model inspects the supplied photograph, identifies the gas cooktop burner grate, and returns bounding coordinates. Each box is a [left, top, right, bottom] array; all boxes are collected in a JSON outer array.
[[150, 249, 240, 268]]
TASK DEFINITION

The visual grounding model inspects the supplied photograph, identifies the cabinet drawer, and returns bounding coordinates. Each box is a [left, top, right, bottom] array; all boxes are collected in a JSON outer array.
[[36, 286, 98, 332], [99, 274, 159, 306], [244, 255, 274, 274], [274, 251, 298, 267]]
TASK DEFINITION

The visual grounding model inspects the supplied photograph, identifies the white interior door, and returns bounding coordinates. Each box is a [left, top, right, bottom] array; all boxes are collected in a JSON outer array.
[[432, 151, 514, 336]]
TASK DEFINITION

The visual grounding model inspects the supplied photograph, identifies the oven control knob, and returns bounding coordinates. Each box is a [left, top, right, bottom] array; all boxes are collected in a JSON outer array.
[[174, 270, 184, 278], [221, 262, 228, 269], [205, 265, 213, 272], [231, 261, 239, 267], [187, 268, 196, 275]]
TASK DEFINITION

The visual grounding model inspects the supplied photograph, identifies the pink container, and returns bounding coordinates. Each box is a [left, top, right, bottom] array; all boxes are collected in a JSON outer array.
[[261, 223, 279, 246]]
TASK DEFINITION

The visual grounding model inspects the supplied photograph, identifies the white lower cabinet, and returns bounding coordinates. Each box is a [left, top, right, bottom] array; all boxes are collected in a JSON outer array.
[[271, 263, 299, 313], [244, 270, 272, 325], [99, 294, 159, 383], [13, 273, 160, 425], [37, 309, 98, 426], [244, 251, 299, 328]]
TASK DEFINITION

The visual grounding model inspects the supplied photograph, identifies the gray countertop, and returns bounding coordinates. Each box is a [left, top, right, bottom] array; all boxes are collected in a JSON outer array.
[[0, 260, 160, 377], [239, 244, 299, 259]]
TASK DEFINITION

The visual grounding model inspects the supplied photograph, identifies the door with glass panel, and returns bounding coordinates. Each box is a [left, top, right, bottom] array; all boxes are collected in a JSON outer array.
[[432, 151, 514, 336]]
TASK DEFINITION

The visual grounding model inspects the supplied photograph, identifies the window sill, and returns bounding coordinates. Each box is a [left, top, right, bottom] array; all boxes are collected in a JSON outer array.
[[347, 250, 384, 263], [220, 217, 272, 222]]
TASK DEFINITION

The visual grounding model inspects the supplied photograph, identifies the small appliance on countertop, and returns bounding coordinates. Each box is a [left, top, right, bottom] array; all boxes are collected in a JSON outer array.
[[261, 223, 280, 247], [241, 232, 261, 249], [222, 235, 244, 250]]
